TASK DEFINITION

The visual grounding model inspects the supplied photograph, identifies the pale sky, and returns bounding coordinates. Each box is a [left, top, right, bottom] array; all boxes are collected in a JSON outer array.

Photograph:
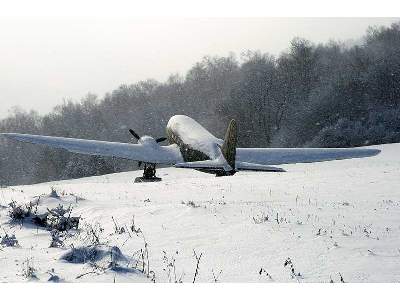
[[0, 17, 399, 118]]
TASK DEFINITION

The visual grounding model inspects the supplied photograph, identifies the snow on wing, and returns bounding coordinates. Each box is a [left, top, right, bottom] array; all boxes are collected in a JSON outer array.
[[1, 133, 183, 164], [236, 147, 381, 166]]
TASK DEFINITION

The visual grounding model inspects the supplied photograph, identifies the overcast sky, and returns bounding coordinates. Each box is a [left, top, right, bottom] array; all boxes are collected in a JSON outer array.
[[0, 17, 399, 118]]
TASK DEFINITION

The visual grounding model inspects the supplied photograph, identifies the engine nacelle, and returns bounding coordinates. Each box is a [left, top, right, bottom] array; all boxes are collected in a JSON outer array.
[[137, 135, 159, 147]]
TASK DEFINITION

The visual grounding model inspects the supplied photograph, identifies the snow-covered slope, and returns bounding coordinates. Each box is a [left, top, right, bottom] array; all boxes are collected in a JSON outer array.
[[0, 143, 399, 283]]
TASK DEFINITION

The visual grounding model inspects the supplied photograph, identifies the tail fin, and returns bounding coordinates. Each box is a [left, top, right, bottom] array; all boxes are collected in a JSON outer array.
[[221, 119, 237, 170]]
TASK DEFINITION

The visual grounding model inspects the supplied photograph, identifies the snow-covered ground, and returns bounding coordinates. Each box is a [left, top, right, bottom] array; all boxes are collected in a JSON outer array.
[[0, 143, 399, 283]]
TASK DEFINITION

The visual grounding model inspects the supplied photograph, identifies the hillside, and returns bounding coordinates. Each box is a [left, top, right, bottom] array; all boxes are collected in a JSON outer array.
[[0, 143, 399, 282]]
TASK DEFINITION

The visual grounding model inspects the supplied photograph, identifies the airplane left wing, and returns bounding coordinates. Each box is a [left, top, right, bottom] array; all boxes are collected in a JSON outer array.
[[236, 147, 381, 166], [0, 133, 183, 164]]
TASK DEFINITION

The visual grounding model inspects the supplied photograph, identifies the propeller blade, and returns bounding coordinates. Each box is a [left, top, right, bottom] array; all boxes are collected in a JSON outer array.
[[155, 137, 167, 143], [129, 129, 141, 140]]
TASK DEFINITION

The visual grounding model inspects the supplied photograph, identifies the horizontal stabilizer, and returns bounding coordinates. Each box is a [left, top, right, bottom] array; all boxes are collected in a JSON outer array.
[[175, 160, 285, 173], [174, 158, 232, 172], [236, 162, 285, 172]]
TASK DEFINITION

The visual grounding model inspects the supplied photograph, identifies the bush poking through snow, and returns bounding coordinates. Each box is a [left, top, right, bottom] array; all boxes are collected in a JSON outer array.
[[160, 249, 205, 283], [129, 215, 142, 236], [8, 202, 26, 221], [80, 223, 104, 246], [253, 212, 269, 224], [50, 187, 60, 198], [182, 200, 200, 208], [8, 200, 38, 222], [284, 257, 302, 281], [46, 204, 80, 232], [259, 268, 273, 281], [212, 269, 223, 283], [1, 232, 19, 247], [111, 216, 126, 235], [64, 218, 156, 281], [192, 249, 203, 283], [21, 257, 37, 280], [47, 269, 61, 282], [62, 244, 132, 279], [107, 246, 129, 270], [7, 201, 80, 232], [126, 217, 156, 281], [162, 250, 184, 283], [49, 230, 66, 248], [61, 245, 102, 264]]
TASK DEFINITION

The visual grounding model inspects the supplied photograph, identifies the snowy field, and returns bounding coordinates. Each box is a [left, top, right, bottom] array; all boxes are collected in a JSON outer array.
[[0, 143, 399, 283]]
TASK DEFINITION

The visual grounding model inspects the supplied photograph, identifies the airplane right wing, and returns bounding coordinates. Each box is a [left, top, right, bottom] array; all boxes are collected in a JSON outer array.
[[236, 147, 381, 166], [0, 133, 183, 164]]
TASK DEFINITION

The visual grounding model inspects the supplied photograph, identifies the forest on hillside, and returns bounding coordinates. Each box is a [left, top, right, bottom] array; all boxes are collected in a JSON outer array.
[[1, 22, 400, 186]]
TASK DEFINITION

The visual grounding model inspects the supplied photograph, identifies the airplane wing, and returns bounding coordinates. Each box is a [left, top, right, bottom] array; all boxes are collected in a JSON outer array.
[[236, 147, 381, 166], [0, 133, 183, 164]]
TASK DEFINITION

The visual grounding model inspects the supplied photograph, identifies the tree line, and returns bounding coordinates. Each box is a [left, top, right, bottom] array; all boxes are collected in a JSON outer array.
[[1, 22, 400, 186]]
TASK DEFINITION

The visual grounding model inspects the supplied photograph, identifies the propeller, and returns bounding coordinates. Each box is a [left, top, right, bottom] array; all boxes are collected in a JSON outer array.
[[128, 129, 167, 144], [128, 129, 140, 140], [128, 129, 167, 168], [155, 137, 167, 143]]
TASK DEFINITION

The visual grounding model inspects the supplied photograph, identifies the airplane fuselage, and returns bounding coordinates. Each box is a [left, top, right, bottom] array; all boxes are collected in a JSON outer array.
[[166, 115, 223, 163]]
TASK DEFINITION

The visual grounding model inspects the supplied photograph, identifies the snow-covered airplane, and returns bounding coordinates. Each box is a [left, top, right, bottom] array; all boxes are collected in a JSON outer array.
[[0, 115, 380, 181]]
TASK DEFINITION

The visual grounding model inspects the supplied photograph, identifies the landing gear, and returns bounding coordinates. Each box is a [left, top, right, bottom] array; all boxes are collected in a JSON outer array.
[[215, 170, 236, 177], [134, 163, 162, 183]]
